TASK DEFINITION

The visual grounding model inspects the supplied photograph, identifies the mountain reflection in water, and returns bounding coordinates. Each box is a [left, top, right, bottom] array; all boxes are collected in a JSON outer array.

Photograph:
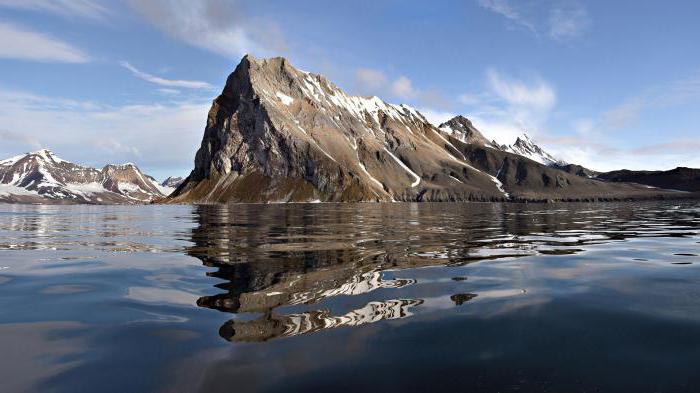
[[2, 201, 700, 392], [186, 202, 699, 342]]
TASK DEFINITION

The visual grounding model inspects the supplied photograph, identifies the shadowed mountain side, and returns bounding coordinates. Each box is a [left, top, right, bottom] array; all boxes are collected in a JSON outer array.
[[439, 133, 687, 202], [552, 163, 598, 178], [597, 167, 700, 192]]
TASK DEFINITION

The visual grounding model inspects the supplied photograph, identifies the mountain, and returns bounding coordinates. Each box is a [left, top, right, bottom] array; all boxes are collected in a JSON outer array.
[[168, 55, 687, 203], [553, 163, 598, 178], [157, 176, 185, 196], [438, 116, 499, 148], [501, 134, 567, 167], [596, 167, 700, 192], [0, 149, 167, 204], [161, 176, 184, 188]]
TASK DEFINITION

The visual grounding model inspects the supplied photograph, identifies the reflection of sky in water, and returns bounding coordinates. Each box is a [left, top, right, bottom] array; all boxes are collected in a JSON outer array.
[[0, 201, 699, 392]]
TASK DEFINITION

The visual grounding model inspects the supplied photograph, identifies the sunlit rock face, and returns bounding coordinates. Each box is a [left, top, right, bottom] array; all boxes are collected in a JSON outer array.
[[169, 55, 682, 203]]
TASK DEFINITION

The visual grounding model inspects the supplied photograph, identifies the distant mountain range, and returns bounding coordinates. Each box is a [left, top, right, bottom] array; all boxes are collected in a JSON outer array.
[[0, 149, 180, 204], [168, 55, 696, 203]]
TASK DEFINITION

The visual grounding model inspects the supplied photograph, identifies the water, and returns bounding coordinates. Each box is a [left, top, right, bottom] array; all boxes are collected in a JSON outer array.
[[1, 201, 699, 392]]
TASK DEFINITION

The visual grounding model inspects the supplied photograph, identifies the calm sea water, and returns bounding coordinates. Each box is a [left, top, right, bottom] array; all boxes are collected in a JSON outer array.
[[1, 201, 699, 392]]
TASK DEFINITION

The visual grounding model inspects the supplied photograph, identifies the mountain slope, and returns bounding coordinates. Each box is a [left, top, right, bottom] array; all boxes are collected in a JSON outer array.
[[0, 150, 167, 204], [597, 167, 700, 192], [169, 55, 687, 203]]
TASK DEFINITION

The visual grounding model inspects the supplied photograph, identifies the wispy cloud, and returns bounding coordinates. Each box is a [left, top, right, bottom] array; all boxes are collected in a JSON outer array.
[[477, 0, 535, 33], [477, 0, 590, 41], [603, 71, 700, 129], [120, 61, 213, 89], [0, 129, 42, 150], [632, 139, 700, 156], [0, 89, 209, 178], [486, 69, 556, 110], [0, 0, 108, 19], [390, 76, 418, 100], [126, 0, 287, 60], [548, 2, 590, 41], [458, 69, 557, 144], [354, 68, 387, 95], [0, 22, 90, 63]]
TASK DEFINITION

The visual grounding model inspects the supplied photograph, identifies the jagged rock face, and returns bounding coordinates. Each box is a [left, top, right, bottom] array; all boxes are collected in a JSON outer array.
[[170, 55, 507, 203], [438, 116, 498, 148], [0, 150, 166, 204]]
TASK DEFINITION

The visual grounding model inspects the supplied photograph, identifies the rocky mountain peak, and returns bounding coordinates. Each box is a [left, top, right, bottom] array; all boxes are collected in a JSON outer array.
[[438, 116, 497, 147], [503, 133, 567, 167]]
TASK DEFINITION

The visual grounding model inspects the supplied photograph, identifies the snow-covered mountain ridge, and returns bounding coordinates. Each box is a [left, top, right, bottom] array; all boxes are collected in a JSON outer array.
[[500, 134, 567, 167], [0, 149, 173, 204]]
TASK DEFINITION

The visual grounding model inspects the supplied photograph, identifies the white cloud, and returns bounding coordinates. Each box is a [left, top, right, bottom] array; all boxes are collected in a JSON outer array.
[[0, 22, 90, 63], [0, 89, 209, 179], [120, 61, 214, 89], [468, 116, 523, 148], [460, 69, 557, 144], [548, 2, 590, 40], [390, 76, 418, 100], [0, 0, 108, 19], [354, 68, 387, 95], [418, 108, 456, 126], [486, 69, 556, 110], [158, 88, 181, 95], [126, 0, 286, 60]]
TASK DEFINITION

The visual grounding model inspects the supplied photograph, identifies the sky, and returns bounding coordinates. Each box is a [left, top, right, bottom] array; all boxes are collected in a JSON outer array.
[[1, 0, 699, 180]]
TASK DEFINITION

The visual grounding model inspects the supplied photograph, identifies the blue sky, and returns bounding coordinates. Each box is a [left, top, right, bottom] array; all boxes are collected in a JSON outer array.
[[1, 0, 699, 180]]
